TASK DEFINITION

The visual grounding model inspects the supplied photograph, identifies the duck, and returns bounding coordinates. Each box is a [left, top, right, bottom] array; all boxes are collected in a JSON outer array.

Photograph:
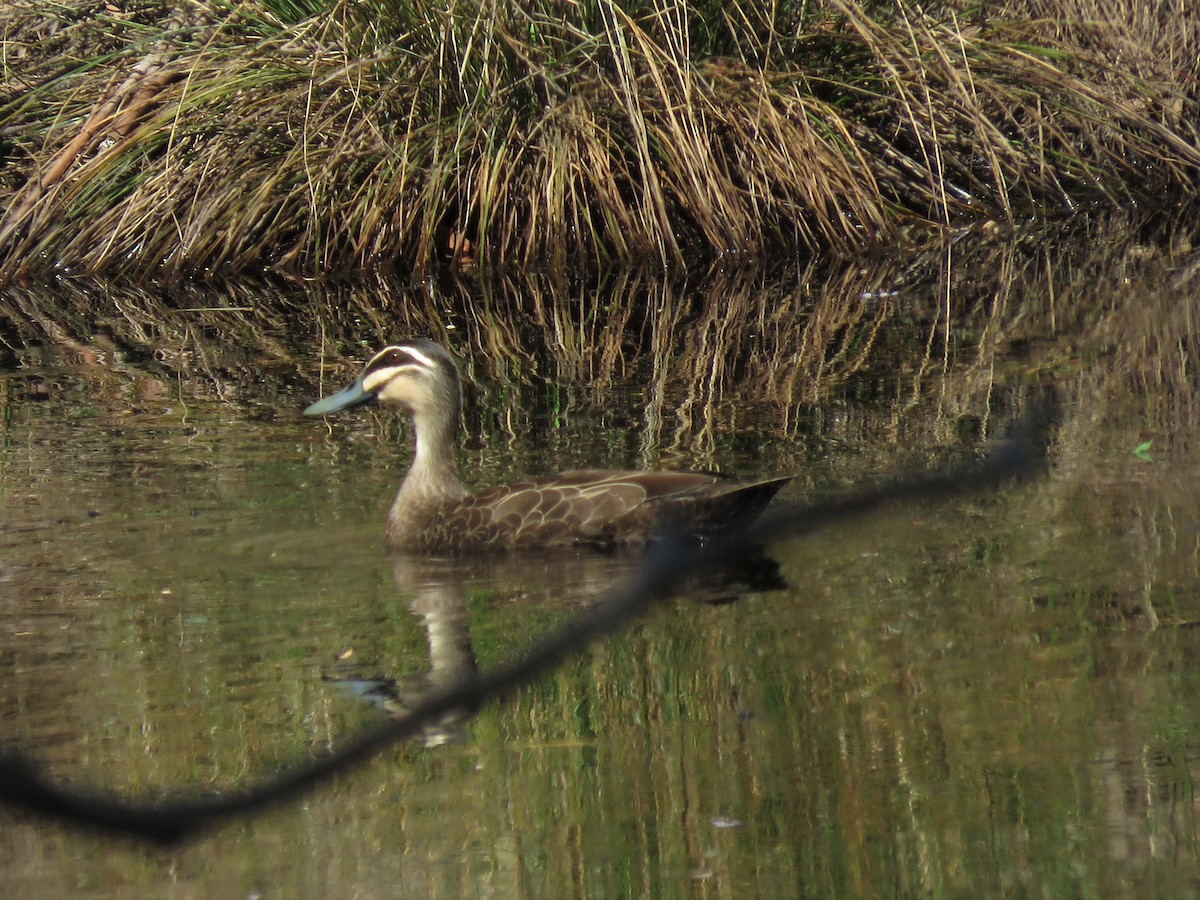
[[305, 340, 791, 553]]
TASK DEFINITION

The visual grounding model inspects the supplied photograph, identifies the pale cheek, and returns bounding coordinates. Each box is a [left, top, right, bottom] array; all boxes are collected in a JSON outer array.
[[379, 383, 424, 408]]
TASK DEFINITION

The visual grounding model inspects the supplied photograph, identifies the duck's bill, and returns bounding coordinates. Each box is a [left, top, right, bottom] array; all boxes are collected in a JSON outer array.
[[304, 377, 375, 416]]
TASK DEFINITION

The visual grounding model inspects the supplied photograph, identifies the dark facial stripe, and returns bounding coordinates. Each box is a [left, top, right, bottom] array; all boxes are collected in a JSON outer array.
[[364, 345, 437, 378]]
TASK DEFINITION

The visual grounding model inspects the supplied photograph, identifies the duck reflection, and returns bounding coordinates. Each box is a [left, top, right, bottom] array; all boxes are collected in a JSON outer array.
[[323, 548, 787, 745]]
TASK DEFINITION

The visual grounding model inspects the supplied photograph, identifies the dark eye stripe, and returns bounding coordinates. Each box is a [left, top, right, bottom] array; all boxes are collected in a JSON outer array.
[[365, 345, 436, 377]]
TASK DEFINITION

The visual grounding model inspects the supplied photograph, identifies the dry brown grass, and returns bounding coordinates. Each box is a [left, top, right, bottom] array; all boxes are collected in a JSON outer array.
[[0, 0, 1197, 281]]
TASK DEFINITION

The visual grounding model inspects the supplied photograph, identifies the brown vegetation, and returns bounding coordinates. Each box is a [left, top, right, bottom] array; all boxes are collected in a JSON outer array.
[[0, 0, 1197, 282]]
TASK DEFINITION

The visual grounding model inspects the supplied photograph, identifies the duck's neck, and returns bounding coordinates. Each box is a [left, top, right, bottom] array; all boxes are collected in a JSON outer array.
[[395, 408, 467, 511]]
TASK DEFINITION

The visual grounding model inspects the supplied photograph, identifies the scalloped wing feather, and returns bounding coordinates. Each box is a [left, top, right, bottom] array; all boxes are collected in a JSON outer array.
[[390, 471, 791, 553]]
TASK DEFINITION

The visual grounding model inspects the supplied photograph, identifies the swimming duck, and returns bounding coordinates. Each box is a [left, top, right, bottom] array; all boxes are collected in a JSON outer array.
[[305, 340, 791, 553]]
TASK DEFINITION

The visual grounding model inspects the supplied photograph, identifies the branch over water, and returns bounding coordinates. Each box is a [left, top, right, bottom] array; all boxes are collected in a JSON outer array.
[[0, 428, 1043, 843]]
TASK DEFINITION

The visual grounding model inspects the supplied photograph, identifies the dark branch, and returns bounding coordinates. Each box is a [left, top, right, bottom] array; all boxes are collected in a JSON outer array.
[[0, 432, 1042, 843]]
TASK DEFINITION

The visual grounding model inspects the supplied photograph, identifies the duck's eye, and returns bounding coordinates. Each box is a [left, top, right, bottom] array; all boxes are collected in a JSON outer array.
[[369, 342, 445, 375], [365, 347, 419, 379], [379, 349, 411, 369]]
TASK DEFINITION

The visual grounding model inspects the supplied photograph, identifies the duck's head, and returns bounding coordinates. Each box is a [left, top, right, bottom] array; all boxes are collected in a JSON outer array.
[[304, 340, 462, 420]]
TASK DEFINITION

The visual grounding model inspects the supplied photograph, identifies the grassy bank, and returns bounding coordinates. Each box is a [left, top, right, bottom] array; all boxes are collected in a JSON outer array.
[[1, 0, 1197, 281]]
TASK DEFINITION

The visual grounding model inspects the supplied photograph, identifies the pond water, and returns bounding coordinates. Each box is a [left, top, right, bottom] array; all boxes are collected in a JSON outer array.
[[2, 220, 1200, 897]]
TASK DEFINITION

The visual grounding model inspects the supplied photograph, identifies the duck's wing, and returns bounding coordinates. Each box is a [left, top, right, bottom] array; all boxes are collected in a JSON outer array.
[[461, 471, 689, 548], [456, 470, 787, 550]]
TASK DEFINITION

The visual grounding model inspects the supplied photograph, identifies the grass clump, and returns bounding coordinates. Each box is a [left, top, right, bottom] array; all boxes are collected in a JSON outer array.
[[0, 0, 1197, 281]]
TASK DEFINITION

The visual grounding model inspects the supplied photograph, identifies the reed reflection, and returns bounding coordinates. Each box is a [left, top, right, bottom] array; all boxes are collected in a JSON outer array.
[[324, 548, 788, 747]]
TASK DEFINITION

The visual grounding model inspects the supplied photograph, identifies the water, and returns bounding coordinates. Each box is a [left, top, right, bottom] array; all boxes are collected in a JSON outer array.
[[2, 226, 1200, 897]]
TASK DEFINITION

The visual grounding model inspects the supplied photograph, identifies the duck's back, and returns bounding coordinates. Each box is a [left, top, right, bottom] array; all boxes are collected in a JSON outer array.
[[387, 470, 791, 553]]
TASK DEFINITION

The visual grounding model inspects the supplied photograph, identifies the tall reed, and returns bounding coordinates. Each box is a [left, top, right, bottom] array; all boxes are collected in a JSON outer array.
[[0, 0, 1196, 280]]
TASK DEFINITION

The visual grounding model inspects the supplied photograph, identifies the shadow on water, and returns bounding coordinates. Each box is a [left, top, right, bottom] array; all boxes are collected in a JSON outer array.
[[1, 207, 1200, 894]]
